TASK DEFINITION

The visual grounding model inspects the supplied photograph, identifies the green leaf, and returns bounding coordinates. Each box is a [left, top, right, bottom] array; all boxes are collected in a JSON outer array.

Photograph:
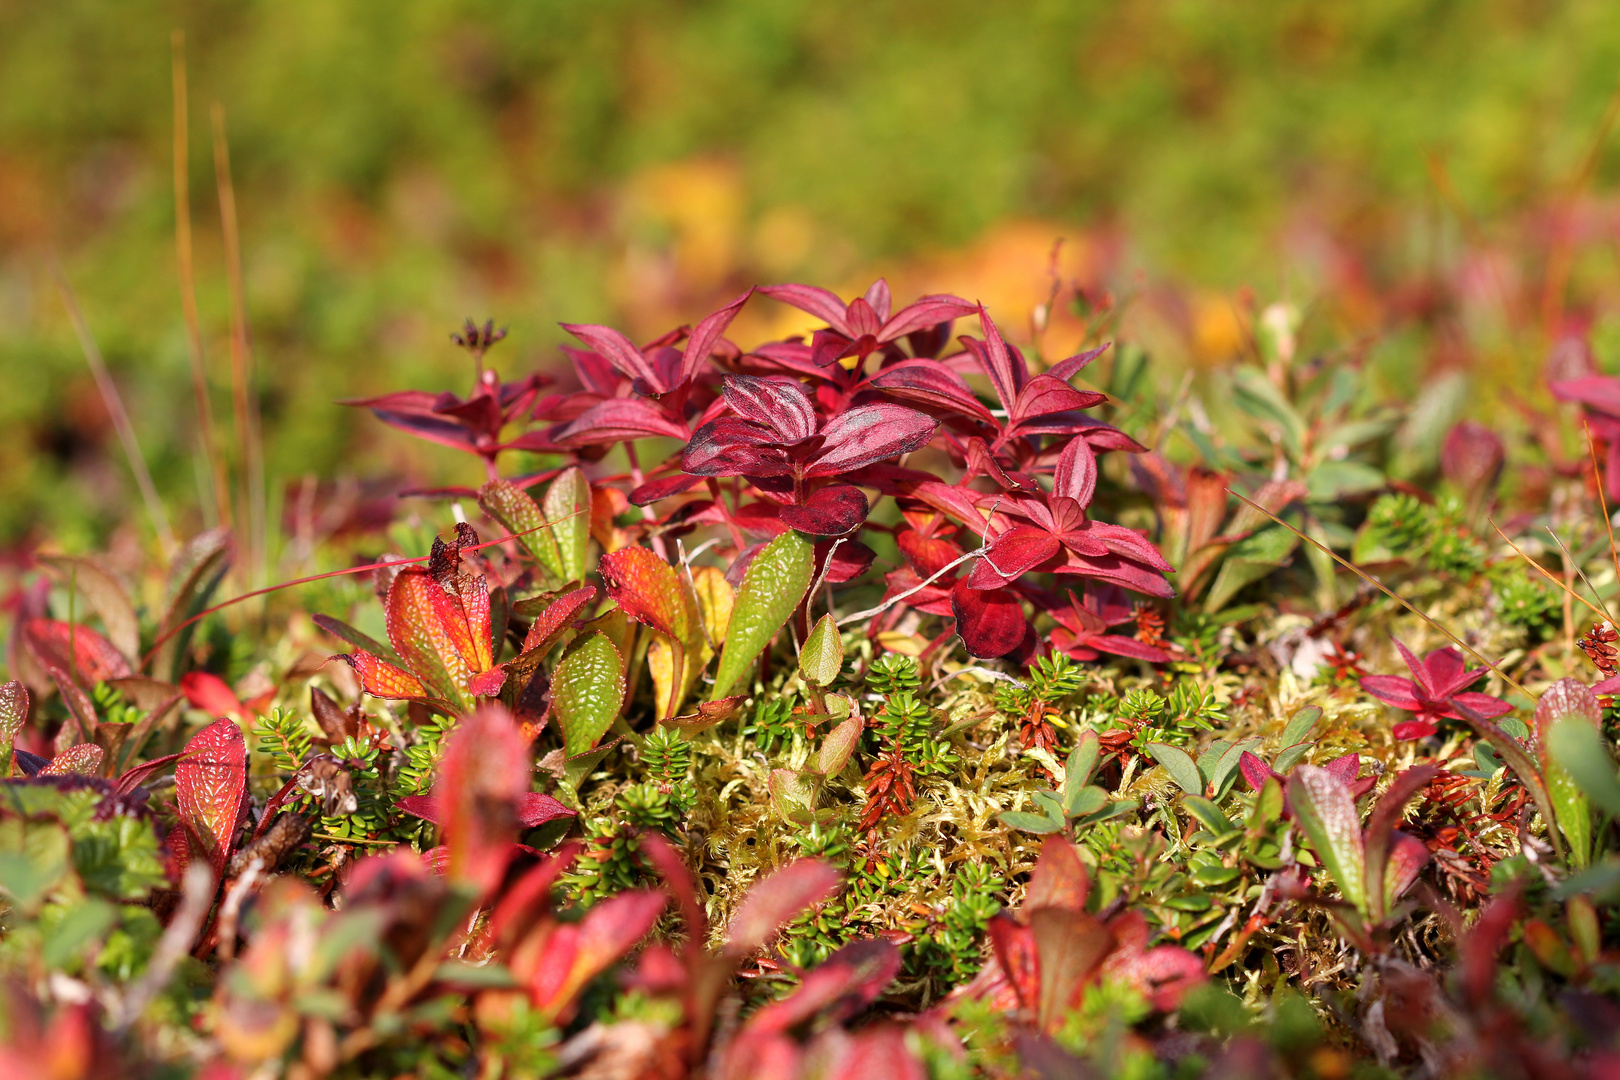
[[552, 632, 625, 757], [1549, 717, 1620, 820], [43, 897, 116, 969], [1279, 706, 1323, 747], [1250, 777, 1284, 828], [1272, 743, 1312, 774], [1032, 790, 1066, 823], [1072, 798, 1139, 828], [1063, 729, 1101, 797], [999, 811, 1064, 835], [712, 530, 814, 701], [1305, 460, 1385, 502], [1537, 680, 1602, 868], [1231, 367, 1306, 459], [433, 962, 519, 989], [1203, 525, 1299, 613], [1146, 742, 1202, 795], [544, 467, 594, 584], [479, 479, 563, 582], [1204, 738, 1262, 801], [1183, 795, 1234, 834], [799, 613, 843, 688], [1288, 765, 1367, 914], [1064, 784, 1109, 819], [563, 737, 623, 791]]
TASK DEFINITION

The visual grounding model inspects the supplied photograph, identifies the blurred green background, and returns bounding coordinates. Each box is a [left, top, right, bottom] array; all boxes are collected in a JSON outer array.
[[3, 0, 1619, 551]]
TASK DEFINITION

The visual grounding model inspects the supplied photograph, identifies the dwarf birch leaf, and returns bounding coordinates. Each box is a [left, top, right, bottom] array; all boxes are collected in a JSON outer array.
[[479, 478, 564, 582], [1146, 742, 1202, 796], [0, 682, 27, 779], [543, 467, 593, 584], [1288, 764, 1366, 914], [175, 717, 248, 878], [600, 546, 696, 645], [712, 530, 814, 701], [799, 614, 843, 687], [41, 744, 103, 776], [552, 632, 625, 757]]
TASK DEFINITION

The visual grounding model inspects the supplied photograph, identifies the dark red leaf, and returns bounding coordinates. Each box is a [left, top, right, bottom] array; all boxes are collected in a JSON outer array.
[[878, 294, 977, 342], [951, 579, 1026, 658], [966, 526, 1061, 588], [1044, 343, 1111, 381], [721, 374, 817, 443], [816, 538, 876, 583], [805, 404, 937, 477], [1052, 437, 1099, 506], [869, 361, 997, 423], [550, 398, 691, 448], [628, 473, 704, 505], [1011, 374, 1107, 424], [759, 283, 853, 334], [779, 485, 870, 536], [682, 418, 796, 477], [561, 322, 664, 392], [679, 288, 753, 384]]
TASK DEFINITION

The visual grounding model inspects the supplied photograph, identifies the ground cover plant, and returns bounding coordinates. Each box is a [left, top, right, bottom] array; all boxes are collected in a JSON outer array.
[[6, 274, 1620, 1080]]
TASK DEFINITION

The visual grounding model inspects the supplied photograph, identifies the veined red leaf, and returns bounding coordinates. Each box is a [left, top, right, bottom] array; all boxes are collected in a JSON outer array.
[[1053, 437, 1099, 506], [385, 569, 468, 707], [722, 374, 817, 443], [682, 418, 796, 477], [1288, 764, 1366, 914], [896, 529, 963, 577], [552, 632, 626, 757], [877, 294, 977, 341], [779, 485, 869, 536], [966, 526, 1060, 588], [599, 546, 697, 645], [343, 649, 430, 701], [724, 858, 841, 957], [759, 283, 854, 334], [712, 530, 815, 701], [805, 404, 936, 477], [679, 288, 752, 384], [517, 586, 597, 658], [176, 717, 249, 879], [950, 578, 1025, 659], [1382, 831, 1430, 911], [869, 361, 996, 423], [41, 743, 103, 776], [21, 619, 133, 684], [438, 704, 531, 895], [561, 322, 663, 391], [1045, 343, 1111, 381], [963, 306, 1025, 412], [550, 398, 690, 448], [1012, 373, 1106, 425], [628, 473, 704, 505]]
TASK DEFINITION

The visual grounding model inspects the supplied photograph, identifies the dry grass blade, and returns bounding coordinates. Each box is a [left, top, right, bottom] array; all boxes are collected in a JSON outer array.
[[51, 263, 177, 557], [213, 103, 266, 587], [1586, 422, 1620, 602], [1226, 488, 1529, 699], [172, 30, 228, 529], [1490, 522, 1609, 627]]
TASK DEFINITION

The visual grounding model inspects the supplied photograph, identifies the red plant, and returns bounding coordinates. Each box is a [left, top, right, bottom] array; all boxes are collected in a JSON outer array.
[[1360, 641, 1512, 740]]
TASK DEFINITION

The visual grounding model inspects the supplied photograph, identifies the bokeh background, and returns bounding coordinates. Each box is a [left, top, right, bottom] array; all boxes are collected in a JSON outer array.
[[4, 1, 1620, 552]]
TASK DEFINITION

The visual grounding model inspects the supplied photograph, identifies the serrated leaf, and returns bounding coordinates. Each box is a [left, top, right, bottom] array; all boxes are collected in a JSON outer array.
[[41, 744, 102, 776], [479, 478, 564, 580], [0, 681, 27, 780], [712, 530, 814, 701], [1146, 742, 1202, 795], [543, 467, 593, 584], [1288, 764, 1366, 914], [999, 811, 1064, 834], [1279, 706, 1323, 747], [599, 546, 696, 645], [799, 613, 843, 687], [175, 717, 248, 879], [552, 632, 625, 757]]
